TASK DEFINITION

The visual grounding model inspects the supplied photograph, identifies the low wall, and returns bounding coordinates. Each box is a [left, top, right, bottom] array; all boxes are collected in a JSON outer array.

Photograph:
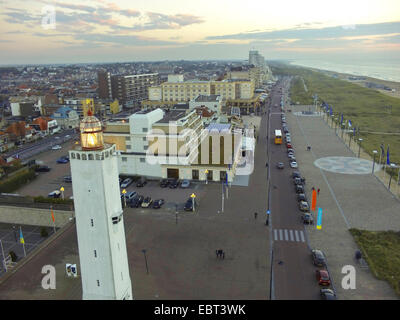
[[0, 205, 74, 228]]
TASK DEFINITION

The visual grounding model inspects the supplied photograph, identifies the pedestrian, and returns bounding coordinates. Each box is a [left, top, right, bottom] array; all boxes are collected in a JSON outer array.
[[265, 217, 269, 226], [222, 251, 225, 259], [216, 250, 219, 258], [312, 187, 315, 191], [265, 162, 268, 167], [317, 188, 320, 195], [254, 212, 258, 219]]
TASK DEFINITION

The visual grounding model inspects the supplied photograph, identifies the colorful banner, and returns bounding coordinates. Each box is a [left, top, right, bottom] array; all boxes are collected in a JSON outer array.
[[311, 189, 317, 211], [317, 208, 323, 230]]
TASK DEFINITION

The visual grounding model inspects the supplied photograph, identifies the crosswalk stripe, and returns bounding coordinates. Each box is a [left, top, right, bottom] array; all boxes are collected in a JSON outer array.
[[272, 229, 306, 243]]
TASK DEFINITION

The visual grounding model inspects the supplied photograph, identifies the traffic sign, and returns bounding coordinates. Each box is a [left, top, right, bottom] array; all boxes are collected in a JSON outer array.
[[267, 210, 271, 215]]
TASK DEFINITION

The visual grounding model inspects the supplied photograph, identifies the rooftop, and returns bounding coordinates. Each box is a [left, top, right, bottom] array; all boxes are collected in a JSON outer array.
[[156, 110, 187, 123], [206, 123, 231, 132], [194, 95, 220, 102]]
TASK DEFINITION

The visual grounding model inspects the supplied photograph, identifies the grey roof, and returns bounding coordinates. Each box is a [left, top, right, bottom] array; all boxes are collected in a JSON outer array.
[[194, 95, 220, 102], [156, 110, 187, 123], [206, 123, 231, 132]]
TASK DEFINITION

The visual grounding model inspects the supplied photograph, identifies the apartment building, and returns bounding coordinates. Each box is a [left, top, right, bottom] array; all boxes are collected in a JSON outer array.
[[110, 73, 160, 108], [97, 71, 112, 100], [143, 78, 260, 114]]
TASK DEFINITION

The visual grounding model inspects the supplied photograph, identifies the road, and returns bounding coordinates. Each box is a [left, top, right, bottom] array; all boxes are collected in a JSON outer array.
[[266, 77, 320, 299], [4, 129, 78, 161]]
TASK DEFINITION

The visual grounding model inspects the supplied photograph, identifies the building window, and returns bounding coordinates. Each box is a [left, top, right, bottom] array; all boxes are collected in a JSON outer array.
[[90, 219, 94, 227], [144, 146, 148, 150], [126, 137, 130, 141], [88, 154, 94, 160], [71, 153, 75, 159], [140, 158, 145, 163], [77, 153, 80, 160], [142, 128, 148, 133], [126, 145, 131, 150], [122, 157, 127, 162], [97, 280, 100, 287], [94, 250, 97, 258], [82, 154, 87, 160]]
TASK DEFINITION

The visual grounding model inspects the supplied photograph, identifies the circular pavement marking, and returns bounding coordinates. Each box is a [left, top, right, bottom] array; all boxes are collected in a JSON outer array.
[[314, 156, 381, 174]]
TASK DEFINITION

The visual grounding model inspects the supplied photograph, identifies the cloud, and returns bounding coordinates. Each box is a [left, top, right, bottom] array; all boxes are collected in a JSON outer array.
[[206, 21, 400, 41]]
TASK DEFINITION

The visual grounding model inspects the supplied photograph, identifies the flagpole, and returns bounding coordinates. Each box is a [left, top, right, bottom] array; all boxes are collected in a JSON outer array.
[[0, 240, 7, 272]]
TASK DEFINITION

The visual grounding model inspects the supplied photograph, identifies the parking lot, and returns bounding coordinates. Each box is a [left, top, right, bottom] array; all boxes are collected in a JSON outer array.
[[120, 178, 208, 212], [17, 140, 75, 199]]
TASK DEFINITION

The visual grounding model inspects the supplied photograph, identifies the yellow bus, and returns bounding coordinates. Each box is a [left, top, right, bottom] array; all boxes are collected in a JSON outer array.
[[274, 130, 282, 144]]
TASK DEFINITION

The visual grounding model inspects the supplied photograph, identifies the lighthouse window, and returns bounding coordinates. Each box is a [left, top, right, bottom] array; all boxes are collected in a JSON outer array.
[[95, 154, 101, 160], [71, 153, 75, 159], [88, 154, 94, 160], [77, 153, 80, 160], [82, 154, 87, 160]]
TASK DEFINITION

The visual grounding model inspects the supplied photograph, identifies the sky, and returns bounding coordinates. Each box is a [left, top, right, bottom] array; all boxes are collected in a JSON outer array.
[[0, 0, 400, 64]]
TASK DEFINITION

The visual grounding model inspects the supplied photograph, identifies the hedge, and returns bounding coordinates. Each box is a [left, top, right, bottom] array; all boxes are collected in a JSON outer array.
[[33, 196, 74, 205], [0, 168, 37, 193]]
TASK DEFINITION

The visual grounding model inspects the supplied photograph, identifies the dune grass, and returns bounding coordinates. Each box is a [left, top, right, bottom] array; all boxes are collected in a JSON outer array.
[[271, 63, 400, 171], [349, 229, 400, 297]]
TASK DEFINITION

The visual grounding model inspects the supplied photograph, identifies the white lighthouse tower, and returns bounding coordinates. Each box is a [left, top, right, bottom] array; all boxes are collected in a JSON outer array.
[[69, 111, 133, 300]]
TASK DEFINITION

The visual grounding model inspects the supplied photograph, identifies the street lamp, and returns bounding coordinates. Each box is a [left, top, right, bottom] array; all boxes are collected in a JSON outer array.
[[122, 189, 127, 208], [60, 186, 65, 199], [142, 249, 149, 274], [372, 150, 378, 174], [358, 138, 363, 158], [190, 193, 196, 212], [205, 169, 209, 185]]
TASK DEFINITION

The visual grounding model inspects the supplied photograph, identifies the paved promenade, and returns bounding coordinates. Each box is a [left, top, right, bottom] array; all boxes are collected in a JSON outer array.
[[287, 105, 399, 300]]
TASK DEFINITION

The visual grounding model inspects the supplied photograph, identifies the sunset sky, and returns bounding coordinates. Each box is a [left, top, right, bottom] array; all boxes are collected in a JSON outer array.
[[1, 0, 400, 64]]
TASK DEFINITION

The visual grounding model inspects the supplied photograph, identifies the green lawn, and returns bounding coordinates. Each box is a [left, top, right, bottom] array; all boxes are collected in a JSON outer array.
[[349, 229, 400, 297], [271, 63, 400, 173]]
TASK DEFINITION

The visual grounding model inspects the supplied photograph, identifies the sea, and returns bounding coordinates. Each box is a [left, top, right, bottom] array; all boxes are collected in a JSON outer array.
[[289, 60, 400, 83]]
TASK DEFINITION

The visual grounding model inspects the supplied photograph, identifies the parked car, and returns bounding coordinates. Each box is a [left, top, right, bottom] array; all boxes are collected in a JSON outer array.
[[294, 177, 303, 185], [184, 198, 198, 211], [301, 212, 314, 224], [120, 178, 133, 188], [56, 156, 69, 164], [180, 179, 190, 188], [289, 155, 296, 161], [312, 249, 327, 267], [152, 199, 165, 209], [160, 179, 169, 188], [283, 127, 289, 133], [295, 184, 304, 194], [316, 270, 331, 286], [297, 193, 307, 202], [286, 143, 292, 149], [136, 177, 147, 187], [292, 171, 301, 178], [51, 145, 62, 150], [130, 195, 144, 208], [35, 165, 51, 172], [290, 161, 298, 168], [169, 179, 179, 188], [124, 191, 137, 202], [48, 190, 61, 198], [276, 162, 284, 169], [320, 288, 336, 300], [286, 137, 291, 143], [141, 197, 153, 208], [299, 201, 310, 212], [63, 175, 72, 183], [287, 148, 294, 154]]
